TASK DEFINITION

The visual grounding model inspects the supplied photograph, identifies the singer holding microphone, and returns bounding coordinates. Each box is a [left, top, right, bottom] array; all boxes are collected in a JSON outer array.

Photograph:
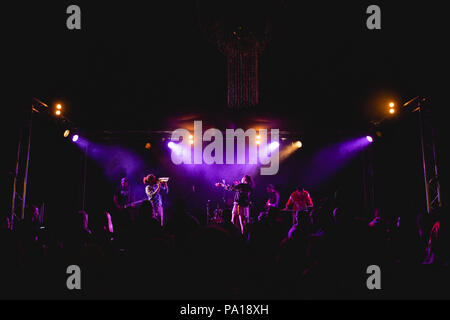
[[215, 175, 254, 235], [143, 174, 169, 226]]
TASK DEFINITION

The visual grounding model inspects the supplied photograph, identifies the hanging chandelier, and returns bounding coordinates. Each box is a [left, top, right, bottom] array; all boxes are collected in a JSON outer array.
[[197, 1, 272, 108], [217, 25, 268, 107]]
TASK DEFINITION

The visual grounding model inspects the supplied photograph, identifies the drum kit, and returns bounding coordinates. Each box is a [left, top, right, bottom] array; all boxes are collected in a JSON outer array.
[[206, 199, 228, 225], [206, 180, 233, 225]]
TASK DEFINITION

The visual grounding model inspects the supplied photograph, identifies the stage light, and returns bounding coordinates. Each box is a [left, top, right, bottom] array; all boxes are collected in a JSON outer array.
[[256, 134, 261, 145], [389, 102, 395, 108], [280, 140, 301, 162], [389, 108, 395, 114], [72, 135, 79, 142], [269, 141, 280, 151], [366, 136, 373, 143], [63, 129, 70, 138], [145, 142, 151, 149], [55, 103, 63, 116], [167, 141, 183, 156]]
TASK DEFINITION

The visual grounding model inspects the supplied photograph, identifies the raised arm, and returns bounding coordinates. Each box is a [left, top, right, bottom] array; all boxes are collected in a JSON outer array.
[[215, 182, 235, 192], [146, 183, 161, 199], [285, 194, 293, 209], [274, 192, 280, 208], [160, 181, 169, 194], [307, 193, 313, 207]]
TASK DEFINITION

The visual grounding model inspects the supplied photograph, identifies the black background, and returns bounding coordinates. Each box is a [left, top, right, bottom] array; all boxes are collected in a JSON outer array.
[[23, 1, 447, 220], [4, 1, 449, 302]]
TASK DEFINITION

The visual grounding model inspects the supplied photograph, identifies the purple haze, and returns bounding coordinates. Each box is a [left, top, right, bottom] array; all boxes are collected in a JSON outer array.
[[303, 136, 372, 188]]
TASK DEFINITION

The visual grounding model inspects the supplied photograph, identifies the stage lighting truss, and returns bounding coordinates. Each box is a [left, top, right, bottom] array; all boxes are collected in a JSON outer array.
[[368, 97, 442, 214]]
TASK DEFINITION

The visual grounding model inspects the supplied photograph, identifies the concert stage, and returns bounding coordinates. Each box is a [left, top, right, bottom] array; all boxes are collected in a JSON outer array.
[[7, 1, 449, 302]]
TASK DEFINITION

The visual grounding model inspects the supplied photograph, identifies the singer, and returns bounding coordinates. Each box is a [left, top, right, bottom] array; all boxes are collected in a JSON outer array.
[[143, 174, 169, 226], [215, 175, 254, 234]]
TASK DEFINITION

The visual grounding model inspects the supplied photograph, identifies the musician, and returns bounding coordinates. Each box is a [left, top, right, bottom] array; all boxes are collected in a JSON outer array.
[[215, 175, 254, 234], [113, 177, 134, 210], [112, 177, 135, 233], [284, 186, 313, 225], [258, 184, 280, 221], [265, 184, 280, 209], [144, 174, 169, 226]]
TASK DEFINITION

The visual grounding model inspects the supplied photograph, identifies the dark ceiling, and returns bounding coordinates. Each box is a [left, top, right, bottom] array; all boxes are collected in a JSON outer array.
[[30, 1, 447, 137], [1, 0, 444, 215]]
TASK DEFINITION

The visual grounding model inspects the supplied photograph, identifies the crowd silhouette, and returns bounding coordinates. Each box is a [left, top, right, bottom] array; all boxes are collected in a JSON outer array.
[[1, 198, 448, 299]]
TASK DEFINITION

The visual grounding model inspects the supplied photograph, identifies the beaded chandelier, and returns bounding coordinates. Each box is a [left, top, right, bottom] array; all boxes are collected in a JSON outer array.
[[197, 1, 271, 108]]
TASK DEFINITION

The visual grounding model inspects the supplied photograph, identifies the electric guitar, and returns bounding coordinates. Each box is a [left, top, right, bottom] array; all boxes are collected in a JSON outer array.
[[265, 199, 279, 209], [115, 198, 148, 210], [123, 198, 148, 209]]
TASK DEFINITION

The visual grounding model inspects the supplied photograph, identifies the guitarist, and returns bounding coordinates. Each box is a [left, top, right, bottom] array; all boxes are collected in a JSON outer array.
[[113, 177, 134, 210], [144, 174, 169, 226], [265, 184, 280, 210], [112, 177, 135, 236], [284, 186, 313, 226], [258, 184, 280, 221]]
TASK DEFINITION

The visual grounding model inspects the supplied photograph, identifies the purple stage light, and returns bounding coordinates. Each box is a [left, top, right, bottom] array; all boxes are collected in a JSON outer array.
[[72, 135, 79, 142], [366, 136, 373, 143], [168, 141, 183, 156], [269, 141, 280, 151]]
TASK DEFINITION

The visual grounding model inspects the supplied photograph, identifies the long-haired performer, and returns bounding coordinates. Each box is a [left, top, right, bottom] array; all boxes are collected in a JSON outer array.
[[143, 174, 169, 226], [215, 175, 254, 234]]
